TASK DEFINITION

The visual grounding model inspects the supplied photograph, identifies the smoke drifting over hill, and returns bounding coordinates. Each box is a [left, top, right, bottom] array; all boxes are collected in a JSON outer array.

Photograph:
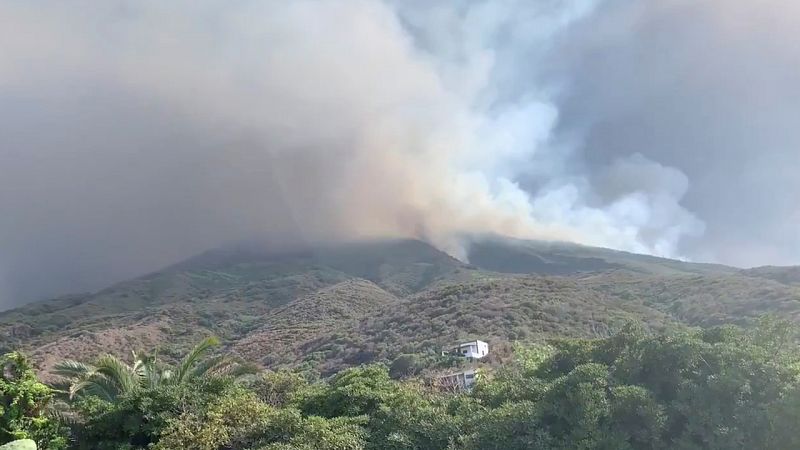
[[1, 0, 798, 307]]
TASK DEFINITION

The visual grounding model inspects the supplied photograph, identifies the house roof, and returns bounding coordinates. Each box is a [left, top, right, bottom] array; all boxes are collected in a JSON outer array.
[[457, 340, 487, 347]]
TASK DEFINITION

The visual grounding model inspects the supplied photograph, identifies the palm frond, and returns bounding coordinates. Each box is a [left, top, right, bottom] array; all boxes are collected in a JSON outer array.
[[93, 354, 138, 395], [68, 377, 117, 402], [175, 336, 220, 383], [48, 402, 80, 425], [49, 384, 71, 398], [134, 352, 163, 389], [52, 359, 95, 378]]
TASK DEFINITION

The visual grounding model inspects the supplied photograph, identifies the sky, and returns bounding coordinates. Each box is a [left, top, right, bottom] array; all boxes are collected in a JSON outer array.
[[1, 0, 799, 308]]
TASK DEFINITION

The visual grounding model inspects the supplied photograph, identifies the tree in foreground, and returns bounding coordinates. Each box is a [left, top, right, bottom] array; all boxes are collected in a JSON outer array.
[[23, 319, 800, 449], [466, 321, 800, 449], [0, 353, 68, 449], [52, 336, 248, 403]]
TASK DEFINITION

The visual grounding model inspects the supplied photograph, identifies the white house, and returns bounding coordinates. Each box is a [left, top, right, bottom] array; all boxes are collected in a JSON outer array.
[[438, 368, 479, 391], [449, 340, 489, 359]]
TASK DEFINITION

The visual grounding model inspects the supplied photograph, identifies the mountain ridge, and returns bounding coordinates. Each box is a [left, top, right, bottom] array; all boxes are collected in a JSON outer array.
[[3, 237, 800, 376]]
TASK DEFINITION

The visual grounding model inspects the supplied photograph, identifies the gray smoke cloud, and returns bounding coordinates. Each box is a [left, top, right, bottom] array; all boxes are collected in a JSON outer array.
[[0, 0, 797, 309], [546, 0, 800, 267]]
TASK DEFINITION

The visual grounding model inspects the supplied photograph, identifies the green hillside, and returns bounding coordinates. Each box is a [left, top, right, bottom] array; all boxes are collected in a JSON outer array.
[[468, 236, 738, 276], [3, 238, 800, 378], [581, 272, 800, 326], [742, 265, 800, 286]]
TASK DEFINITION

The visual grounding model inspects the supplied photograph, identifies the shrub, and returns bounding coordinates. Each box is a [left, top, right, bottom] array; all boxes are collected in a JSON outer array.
[[0, 353, 68, 449]]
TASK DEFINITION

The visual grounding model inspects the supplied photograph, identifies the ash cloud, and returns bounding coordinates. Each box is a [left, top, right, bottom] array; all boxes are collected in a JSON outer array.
[[0, 0, 797, 308], [547, 0, 800, 267]]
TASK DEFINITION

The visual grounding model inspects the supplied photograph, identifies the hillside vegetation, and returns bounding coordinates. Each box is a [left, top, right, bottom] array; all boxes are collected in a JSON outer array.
[[2, 238, 800, 377], [5, 322, 800, 449], [742, 266, 800, 286]]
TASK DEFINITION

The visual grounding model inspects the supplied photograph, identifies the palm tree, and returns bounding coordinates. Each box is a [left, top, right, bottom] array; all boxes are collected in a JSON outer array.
[[53, 336, 250, 402], [53, 354, 140, 402]]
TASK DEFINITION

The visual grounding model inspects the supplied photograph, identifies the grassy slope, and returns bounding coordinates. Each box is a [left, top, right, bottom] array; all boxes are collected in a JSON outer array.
[[0, 240, 471, 364], [3, 238, 800, 376], [244, 270, 800, 374], [741, 266, 800, 286], [233, 279, 398, 370], [468, 236, 738, 276], [278, 275, 681, 374], [580, 271, 800, 325]]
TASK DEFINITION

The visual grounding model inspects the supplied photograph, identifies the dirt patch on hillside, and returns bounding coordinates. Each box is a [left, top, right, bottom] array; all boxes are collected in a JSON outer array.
[[32, 318, 171, 381]]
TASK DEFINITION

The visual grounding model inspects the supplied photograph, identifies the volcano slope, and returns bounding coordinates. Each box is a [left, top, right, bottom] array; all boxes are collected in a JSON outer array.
[[2, 238, 799, 376]]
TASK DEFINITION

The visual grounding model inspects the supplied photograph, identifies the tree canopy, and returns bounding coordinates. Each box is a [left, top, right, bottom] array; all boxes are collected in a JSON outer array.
[[5, 321, 800, 449]]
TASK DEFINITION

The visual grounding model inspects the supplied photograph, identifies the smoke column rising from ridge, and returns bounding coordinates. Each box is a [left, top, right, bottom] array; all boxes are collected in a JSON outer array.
[[1, 0, 798, 307]]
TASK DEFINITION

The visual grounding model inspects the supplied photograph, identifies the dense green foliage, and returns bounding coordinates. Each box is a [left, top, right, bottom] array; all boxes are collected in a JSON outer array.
[[467, 320, 800, 449], [0, 353, 67, 449], [9, 321, 800, 449]]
